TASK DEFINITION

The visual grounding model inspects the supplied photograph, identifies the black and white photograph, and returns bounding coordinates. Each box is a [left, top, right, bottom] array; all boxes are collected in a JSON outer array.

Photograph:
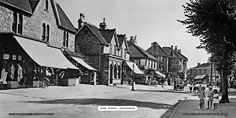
[[0, 0, 236, 118]]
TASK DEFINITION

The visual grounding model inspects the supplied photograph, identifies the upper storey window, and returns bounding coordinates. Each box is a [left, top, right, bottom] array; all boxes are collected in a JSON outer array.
[[45, 0, 49, 11], [12, 13, 23, 34]]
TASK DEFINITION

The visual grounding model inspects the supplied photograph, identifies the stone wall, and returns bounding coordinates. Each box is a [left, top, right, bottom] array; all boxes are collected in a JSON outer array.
[[0, 5, 13, 32]]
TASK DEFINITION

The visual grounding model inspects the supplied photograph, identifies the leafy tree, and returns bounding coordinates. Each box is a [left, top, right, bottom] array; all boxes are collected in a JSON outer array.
[[179, 0, 236, 103]]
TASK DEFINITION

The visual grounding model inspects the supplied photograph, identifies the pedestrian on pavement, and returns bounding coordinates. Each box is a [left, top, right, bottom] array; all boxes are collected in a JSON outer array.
[[213, 89, 219, 110], [189, 84, 193, 93], [205, 86, 213, 110], [197, 87, 205, 110]]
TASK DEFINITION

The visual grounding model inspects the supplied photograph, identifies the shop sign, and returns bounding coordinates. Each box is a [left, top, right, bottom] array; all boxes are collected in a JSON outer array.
[[18, 55, 22, 61], [12, 55, 17, 60], [3, 54, 10, 60]]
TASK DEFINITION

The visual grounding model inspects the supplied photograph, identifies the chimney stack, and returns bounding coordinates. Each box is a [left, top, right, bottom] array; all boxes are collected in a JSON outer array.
[[78, 13, 85, 29], [175, 46, 177, 51], [197, 63, 201, 66], [178, 49, 181, 54], [99, 18, 107, 30]]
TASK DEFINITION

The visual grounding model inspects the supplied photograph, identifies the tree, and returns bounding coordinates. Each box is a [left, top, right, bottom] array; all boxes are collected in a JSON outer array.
[[179, 0, 236, 103]]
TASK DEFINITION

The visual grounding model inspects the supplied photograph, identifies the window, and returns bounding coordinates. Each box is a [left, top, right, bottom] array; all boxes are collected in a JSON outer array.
[[110, 44, 113, 54], [42, 23, 46, 40], [63, 31, 69, 47], [124, 49, 126, 59], [12, 12, 17, 33], [45, 0, 49, 11], [114, 45, 117, 55], [46, 25, 50, 42], [121, 48, 123, 58], [18, 14, 23, 34]]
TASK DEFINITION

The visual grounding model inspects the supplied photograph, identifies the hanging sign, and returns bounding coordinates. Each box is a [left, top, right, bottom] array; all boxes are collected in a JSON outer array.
[[12, 55, 17, 60], [3, 54, 10, 60]]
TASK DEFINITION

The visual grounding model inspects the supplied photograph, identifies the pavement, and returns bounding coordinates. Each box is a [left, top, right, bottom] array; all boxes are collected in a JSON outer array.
[[168, 89, 236, 118]]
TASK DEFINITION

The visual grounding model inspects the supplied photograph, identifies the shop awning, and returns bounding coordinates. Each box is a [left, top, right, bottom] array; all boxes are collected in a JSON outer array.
[[194, 74, 207, 80], [155, 71, 166, 78], [14, 36, 78, 69], [125, 61, 144, 74], [71, 56, 97, 71]]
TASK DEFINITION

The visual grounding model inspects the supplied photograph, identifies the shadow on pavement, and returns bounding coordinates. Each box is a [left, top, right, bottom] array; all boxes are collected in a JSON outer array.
[[135, 89, 189, 94], [25, 98, 173, 110]]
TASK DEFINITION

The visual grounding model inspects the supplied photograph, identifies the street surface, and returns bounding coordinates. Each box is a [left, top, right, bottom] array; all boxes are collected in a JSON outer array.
[[0, 84, 191, 118]]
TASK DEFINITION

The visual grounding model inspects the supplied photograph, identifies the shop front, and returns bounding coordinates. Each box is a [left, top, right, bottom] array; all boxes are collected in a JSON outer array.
[[0, 33, 79, 89], [122, 61, 144, 84]]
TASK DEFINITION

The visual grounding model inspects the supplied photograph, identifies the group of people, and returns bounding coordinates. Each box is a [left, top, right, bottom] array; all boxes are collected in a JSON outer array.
[[197, 85, 219, 110]]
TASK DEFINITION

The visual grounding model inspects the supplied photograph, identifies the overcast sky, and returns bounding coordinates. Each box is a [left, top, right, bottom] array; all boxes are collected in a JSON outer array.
[[56, 0, 210, 68]]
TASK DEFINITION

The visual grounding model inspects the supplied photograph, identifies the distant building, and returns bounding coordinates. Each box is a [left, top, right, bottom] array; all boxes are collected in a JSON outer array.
[[127, 37, 158, 84], [188, 63, 220, 84]]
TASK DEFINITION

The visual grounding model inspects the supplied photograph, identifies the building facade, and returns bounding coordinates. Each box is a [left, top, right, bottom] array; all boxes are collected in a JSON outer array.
[[75, 18, 133, 85], [0, 0, 81, 88], [127, 37, 158, 84]]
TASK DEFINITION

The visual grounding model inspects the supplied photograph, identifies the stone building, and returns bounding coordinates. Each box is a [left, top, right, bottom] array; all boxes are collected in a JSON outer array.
[[0, 0, 83, 88], [75, 18, 139, 85], [188, 63, 220, 84]]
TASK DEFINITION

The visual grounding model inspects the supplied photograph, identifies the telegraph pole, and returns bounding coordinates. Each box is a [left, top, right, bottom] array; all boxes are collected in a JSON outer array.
[[132, 63, 135, 91]]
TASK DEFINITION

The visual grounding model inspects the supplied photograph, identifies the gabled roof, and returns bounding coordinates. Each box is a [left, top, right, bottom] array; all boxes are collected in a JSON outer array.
[[117, 34, 130, 53], [162, 47, 181, 59], [146, 43, 167, 57], [77, 23, 109, 45], [100, 29, 119, 46], [176, 51, 188, 61], [29, 0, 40, 12], [55, 3, 76, 33], [128, 43, 157, 61], [0, 0, 32, 14]]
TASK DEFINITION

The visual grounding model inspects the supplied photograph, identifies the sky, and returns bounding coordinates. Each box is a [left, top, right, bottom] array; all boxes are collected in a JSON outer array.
[[56, 0, 210, 68]]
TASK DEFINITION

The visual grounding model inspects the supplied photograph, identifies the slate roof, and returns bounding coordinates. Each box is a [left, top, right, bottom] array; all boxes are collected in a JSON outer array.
[[146, 43, 167, 57], [128, 42, 157, 60], [55, 3, 76, 33], [117, 34, 125, 46], [0, 0, 32, 14], [176, 51, 188, 61], [100, 29, 116, 44], [193, 63, 211, 69], [162, 47, 182, 59]]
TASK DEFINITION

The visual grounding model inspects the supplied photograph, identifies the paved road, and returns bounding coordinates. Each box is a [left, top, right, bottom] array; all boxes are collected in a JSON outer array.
[[0, 84, 192, 118]]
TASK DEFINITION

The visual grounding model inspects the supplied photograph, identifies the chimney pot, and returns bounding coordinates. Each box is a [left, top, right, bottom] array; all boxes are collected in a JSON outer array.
[[197, 63, 201, 66], [99, 18, 107, 30], [178, 49, 181, 54]]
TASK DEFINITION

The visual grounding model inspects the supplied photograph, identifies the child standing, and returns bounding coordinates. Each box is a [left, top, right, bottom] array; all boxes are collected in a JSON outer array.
[[198, 87, 205, 110], [213, 89, 219, 110]]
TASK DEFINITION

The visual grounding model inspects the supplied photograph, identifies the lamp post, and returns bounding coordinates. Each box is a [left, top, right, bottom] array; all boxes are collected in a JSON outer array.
[[132, 63, 135, 91]]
